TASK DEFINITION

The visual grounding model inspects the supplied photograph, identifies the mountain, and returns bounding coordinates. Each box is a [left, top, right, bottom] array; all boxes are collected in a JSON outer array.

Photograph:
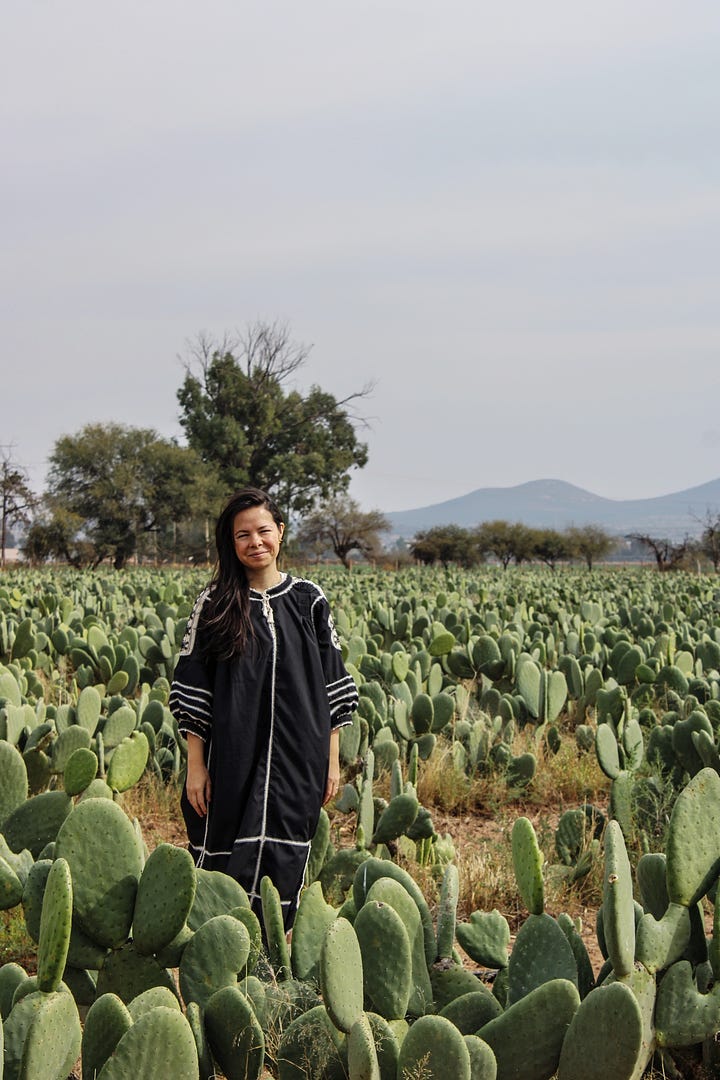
[[386, 478, 720, 540]]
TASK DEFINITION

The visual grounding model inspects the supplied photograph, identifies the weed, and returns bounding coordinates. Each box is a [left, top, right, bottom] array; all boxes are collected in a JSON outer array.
[[0, 908, 36, 972]]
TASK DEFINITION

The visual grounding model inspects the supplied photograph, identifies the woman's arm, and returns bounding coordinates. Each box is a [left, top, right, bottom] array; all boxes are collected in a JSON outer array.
[[323, 728, 340, 806], [186, 732, 212, 817]]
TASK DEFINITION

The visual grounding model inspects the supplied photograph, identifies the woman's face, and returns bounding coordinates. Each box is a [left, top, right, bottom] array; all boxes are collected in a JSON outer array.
[[232, 505, 285, 581]]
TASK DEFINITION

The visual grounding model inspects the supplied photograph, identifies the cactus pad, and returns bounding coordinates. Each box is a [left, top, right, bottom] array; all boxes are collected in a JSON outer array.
[[55, 798, 143, 948], [132, 842, 196, 957]]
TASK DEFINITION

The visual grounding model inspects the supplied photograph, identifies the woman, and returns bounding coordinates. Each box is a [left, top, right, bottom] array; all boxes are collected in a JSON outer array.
[[169, 487, 358, 928]]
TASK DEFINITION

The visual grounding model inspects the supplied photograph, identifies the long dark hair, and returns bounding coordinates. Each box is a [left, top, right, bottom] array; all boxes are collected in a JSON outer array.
[[202, 487, 285, 658]]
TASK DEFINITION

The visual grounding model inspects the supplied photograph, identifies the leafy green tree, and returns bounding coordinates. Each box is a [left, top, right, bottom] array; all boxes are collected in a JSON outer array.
[[530, 527, 573, 571], [177, 323, 370, 518], [565, 524, 617, 569], [0, 448, 35, 568], [23, 505, 93, 567], [475, 520, 534, 568], [410, 525, 478, 568], [42, 423, 216, 568], [296, 496, 390, 569]]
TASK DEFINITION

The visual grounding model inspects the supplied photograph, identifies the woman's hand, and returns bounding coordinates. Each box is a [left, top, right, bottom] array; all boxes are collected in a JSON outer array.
[[186, 734, 211, 817], [323, 729, 341, 806]]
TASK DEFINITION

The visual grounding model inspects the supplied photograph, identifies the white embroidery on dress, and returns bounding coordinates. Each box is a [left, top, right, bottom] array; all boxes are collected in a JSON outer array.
[[180, 587, 210, 656], [327, 611, 342, 651]]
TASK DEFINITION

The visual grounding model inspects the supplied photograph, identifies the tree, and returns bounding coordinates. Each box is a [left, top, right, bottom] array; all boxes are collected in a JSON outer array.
[[696, 511, 720, 572], [177, 323, 371, 519], [23, 505, 93, 567], [410, 525, 479, 568], [626, 533, 694, 572], [0, 448, 35, 568], [565, 524, 617, 570], [297, 497, 389, 569], [475, 520, 534, 569], [43, 423, 217, 568], [530, 528, 573, 571]]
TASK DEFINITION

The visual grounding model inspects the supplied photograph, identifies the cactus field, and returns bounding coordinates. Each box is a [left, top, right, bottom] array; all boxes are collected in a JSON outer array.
[[2, 564, 720, 1078]]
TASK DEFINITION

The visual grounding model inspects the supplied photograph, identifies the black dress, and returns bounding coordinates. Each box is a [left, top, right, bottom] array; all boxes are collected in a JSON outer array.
[[169, 574, 358, 928]]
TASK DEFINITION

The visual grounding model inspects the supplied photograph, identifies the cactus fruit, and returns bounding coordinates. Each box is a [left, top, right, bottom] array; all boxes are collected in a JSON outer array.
[[55, 797, 143, 948], [507, 913, 578, 1004], [204, 985, 265, 1080], [557, 982, 644, 1080], [354, 900, 412, 1019], [511, 817, 544, 915], [36, 858, 73, 994], [456, 910, 510, 970], [132, 842, 196, 957], [179, 913, 250, 1009], [95, 1005, 199, 1079], [397, 1014, 471, 1079], [320, 917, 364, 1034], [478, 978, 580, 1080]]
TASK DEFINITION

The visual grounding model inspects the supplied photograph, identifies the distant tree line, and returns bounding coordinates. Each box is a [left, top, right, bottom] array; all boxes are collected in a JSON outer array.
[[409, 521, 616, 570], [409, 520, 720, 572]]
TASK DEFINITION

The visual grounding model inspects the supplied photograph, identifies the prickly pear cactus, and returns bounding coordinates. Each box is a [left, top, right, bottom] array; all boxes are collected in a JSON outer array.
[[36, 858, 73, 994], [132, 842, 196, 957], [55, 797, 143, 948], [320, 917, 364, 1034], [397, 1014, 471, 1080], [95, 1005, 199, 1079]]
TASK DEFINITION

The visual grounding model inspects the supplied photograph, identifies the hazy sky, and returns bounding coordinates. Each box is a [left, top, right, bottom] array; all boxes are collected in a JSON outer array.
[[3, 1, 720, 513]]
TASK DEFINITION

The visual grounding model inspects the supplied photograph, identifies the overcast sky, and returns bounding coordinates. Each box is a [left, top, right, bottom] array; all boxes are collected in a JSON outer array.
[[3, 1, 719, 513]]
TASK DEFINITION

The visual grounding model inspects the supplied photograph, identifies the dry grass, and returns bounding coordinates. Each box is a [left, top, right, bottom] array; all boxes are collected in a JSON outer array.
[[0, 908, 37, 972], [119, 774, 187, 851]]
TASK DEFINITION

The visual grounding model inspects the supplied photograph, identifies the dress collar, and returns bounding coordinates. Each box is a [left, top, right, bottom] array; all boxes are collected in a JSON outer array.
[[249, 572, 289, 597]]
